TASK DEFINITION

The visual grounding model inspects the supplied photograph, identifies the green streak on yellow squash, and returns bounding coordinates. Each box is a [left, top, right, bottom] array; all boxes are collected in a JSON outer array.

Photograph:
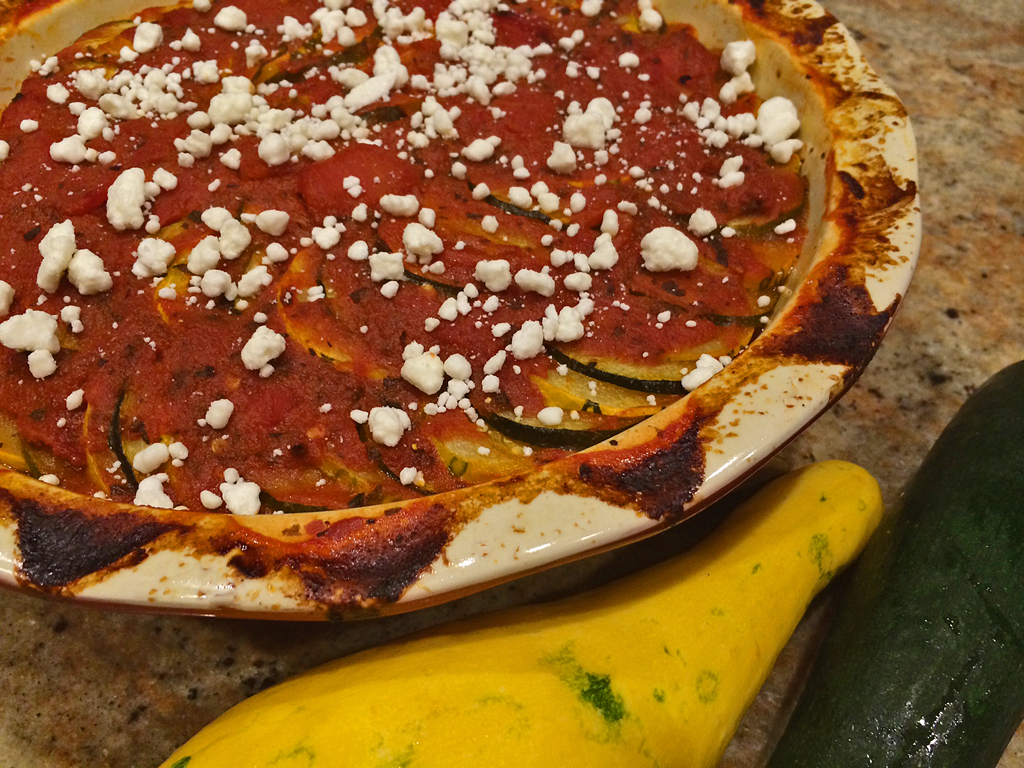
[[164, 461, 882, 768]]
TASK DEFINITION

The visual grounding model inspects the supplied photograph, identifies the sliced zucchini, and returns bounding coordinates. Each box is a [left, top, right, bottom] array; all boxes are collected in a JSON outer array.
[[0, 413, 28, 473], [478, 410, 635, 451], [531, 367, 667, 418]]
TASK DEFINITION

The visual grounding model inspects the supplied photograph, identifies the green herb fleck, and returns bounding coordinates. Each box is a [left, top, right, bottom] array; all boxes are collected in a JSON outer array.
[[169, 759, 191, 768], [653, 688, 666, 703]]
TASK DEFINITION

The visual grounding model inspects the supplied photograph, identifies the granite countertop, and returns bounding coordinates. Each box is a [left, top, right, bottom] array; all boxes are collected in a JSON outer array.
[[1, 0, 1022, 765]]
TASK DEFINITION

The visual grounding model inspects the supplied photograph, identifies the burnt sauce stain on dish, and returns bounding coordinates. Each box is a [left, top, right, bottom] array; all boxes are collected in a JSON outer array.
[[205, 501, 453, 607], [8, 493, 180, 589], [738, 0, 838, 49], [576, 415, 707, 521], [763, 263, 896, 371], [841, 168, 919, 223]]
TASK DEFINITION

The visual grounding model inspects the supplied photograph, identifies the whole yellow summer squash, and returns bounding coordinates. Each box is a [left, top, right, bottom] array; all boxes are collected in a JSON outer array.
[[164, 461, 882, 768]]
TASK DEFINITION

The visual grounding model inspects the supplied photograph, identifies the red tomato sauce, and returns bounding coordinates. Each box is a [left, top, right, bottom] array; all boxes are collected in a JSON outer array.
[[0, 0, 806, 512]]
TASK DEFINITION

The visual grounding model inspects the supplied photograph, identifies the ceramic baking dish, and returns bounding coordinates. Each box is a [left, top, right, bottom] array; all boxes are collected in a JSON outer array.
[[0, 0, 920, 618]]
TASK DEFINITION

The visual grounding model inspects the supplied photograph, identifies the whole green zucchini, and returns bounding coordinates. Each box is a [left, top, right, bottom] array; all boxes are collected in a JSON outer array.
[[767, 359, 1024, 767]]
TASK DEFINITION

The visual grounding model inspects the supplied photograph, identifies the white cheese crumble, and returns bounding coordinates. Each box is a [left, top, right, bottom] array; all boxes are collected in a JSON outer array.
[[681, 353, 725, 391], [403, 223, 443, 263], [67, 249, 112, 295], [134, 473, 174, 508], [214, 5, 248, 32], [546, 141, 577, 174], [721, 40, 756, 76], [133, 22, 164, 54], [0, 281, 11, 317], [369, 251, 405, 282], [401, 344, 445, 394], [0, 310, 59, 354], [220, 470, 262, 515], [688, 208, 718, 237], [514, 269, 556, 296], [537, 406, 564, 426], [255, 210, 290, 236], [380, 194, 420, 217], [36, 220, 77, 293], [474, 259, 512, 291], [511, 320, 545, 359], [205, 399, 235, 429], [132, 238, 176, 278], [367, 406, 412, 447], [65, 389, 85, 410], [133, 442, 170, 474], [241, 326, 286, 370], [640, 227, 699, 272], [106, 168, 148, 231]]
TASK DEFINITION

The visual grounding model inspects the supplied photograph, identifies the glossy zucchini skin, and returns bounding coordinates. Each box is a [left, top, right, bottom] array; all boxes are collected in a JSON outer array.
[[767, 359, 1024, 767]]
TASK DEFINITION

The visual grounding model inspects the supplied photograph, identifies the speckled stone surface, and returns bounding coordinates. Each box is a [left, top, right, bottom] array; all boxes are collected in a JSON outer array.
[[0, 1, 1022, 765]]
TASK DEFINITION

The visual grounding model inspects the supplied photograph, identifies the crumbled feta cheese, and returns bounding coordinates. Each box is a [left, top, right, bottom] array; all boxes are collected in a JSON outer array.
[[443, 353, 472, 380], [774, 218, 797, 235], [67, 249, 113, 295], [757, 96, 800, 145], [258, 134, 290, 165], [200, 490, 223, 509], [133, 442, 170, 474], [380, 194, 419, 217], [369, 251, 405, 282], [237, 266, 271, 298], [214, 5, 247, 31], [106, 168, 147, 231], [563, 98, 615, 150], [640, 227, 699, 272], [27, 350, 56, 379], [218, 219, 251, 259], [132, 238, 176, 278], [401, 345, 445, 394], [205, 398, 234, 429], [688, 208, 718, 237], [220, 472, 262, 515], [588, 232, 619, 270], [537, 406, 564, 426], [255, 210, 290, 236], [474, 259, 512, 292], [514, 269, 556, 296], [241, 326, 286, 370], [134, 473, 174, 508], [403, 222, 443, 263], [546, 141, 577, 174], [366, 406, 411, 447], [462, 137, 498, 161], [0, 281, 11, 317], [36, 220, 77, 292], [721, 40, 756, 76], [0, 310, 59, 354], [511, 320, 545, 359], [187, 235, 222, 275], [682, 353, 725, 391], [133, 22, 163, 53]]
